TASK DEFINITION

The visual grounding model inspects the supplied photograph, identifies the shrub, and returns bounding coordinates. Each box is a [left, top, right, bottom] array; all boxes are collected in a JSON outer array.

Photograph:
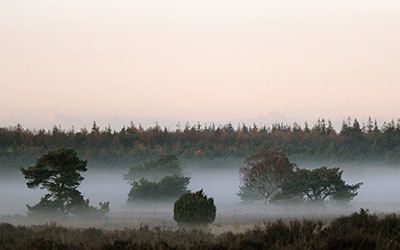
[[173, 190, 216, 226], [128, 175, 190, 202]]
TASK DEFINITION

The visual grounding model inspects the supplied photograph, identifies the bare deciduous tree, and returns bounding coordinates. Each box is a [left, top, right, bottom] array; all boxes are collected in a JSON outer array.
[[238, 150, 294, 203]]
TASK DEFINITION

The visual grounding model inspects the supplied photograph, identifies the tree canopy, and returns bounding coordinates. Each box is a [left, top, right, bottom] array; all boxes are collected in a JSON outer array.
[[21, 148, 109, 216], [239, 150, 362, 205], [238, 150, 294, 202], [275, 167, 363, 204]]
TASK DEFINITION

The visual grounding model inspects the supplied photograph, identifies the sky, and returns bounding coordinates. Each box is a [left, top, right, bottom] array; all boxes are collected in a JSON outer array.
[[0, 0, 399, 129]]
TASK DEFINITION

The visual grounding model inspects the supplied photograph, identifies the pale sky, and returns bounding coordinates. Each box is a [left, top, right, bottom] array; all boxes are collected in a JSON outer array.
[[1, 0, 399, 128]]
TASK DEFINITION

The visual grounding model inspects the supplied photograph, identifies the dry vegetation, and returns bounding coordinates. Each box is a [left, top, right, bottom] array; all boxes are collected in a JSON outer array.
[[1, 209, 400, 250]]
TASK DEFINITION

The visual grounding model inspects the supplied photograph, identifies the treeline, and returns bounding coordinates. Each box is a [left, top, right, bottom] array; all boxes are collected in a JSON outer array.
[[1, 117, 400, 166]]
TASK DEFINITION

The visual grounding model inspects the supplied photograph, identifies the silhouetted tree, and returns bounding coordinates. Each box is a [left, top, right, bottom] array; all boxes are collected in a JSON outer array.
[[275, 167, 362, 204], [21, 148, 109, 216]]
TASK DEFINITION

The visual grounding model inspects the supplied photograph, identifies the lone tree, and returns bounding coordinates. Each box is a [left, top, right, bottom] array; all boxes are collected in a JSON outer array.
[[174, 190, 216, 227], [275, 167, 363, 204], [124, 155, 182, 182], [21, 148, 109, 216], [238, 150, 295, 203], [128, 175, 191, 202]]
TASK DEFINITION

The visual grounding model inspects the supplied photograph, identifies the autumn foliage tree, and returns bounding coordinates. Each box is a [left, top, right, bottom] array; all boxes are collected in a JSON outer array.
[[238, 150, 295, 202]]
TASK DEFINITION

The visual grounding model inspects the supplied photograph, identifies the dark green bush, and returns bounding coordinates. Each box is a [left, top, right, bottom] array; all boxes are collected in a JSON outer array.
[[173, 190, 216, 226]]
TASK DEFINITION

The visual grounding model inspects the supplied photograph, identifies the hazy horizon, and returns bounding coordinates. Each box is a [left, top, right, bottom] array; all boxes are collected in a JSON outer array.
[[1, 0, 400, 129]]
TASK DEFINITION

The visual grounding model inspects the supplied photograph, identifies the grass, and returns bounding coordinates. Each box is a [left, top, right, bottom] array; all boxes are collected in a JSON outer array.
[[0, 209, 400, 249]]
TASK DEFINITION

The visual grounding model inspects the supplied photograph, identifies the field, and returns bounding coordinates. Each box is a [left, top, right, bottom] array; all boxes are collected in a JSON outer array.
[[1, 209, 400, 249]]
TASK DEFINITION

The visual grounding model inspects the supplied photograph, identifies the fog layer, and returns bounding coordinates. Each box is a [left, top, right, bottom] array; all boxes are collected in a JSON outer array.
[[1, 163, 399, 217]]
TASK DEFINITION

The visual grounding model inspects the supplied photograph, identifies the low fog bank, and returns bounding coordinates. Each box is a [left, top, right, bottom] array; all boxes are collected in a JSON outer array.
[[1, 162, 400, 221], [0, 202, 396, 231]]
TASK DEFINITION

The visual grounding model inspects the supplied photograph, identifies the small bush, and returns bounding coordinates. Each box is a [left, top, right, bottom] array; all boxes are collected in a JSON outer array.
[[173, 190, 216, 227]]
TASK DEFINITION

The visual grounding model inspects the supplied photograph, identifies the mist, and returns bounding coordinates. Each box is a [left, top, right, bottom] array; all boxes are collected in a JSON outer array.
[[1, 161, 399, 225]]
